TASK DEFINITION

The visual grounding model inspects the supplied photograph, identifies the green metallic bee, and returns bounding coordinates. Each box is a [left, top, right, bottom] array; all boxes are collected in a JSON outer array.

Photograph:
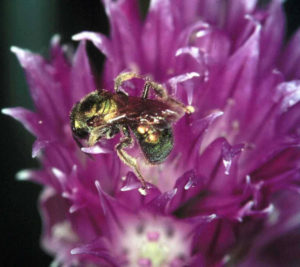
[[70, 72, 194, 189]]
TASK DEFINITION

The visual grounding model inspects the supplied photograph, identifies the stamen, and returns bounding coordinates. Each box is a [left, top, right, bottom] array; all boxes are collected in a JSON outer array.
[[147, 231, 160, 242], [138, 258, 152, 267], [138, 187, 147, 196], [186, 105, 195, 114]]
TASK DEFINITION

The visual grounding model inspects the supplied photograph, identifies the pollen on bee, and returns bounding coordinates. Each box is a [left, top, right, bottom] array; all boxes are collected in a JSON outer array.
[[137, 125, 149, 135], [147, 133, 159, 143]]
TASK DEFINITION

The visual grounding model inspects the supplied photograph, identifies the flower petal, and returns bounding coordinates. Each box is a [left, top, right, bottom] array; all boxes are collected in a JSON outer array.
[[259, 0, 285, 73], [10, 46, 67, 125], [280, 29, 300, 80], [40, 188, 80, 265], [71, 238, 119, 266], [142, 0, 177, 79], [117, 172, 161, 211], [206, 22, 261, 110], [72, 31, 113, 60], [102, 0, 142, 76], [2, 107, 43, 136], [71, 41, 96, 102]]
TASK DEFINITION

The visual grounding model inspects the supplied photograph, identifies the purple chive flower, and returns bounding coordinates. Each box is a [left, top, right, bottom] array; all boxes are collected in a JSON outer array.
[[3, 0, 300, 266]]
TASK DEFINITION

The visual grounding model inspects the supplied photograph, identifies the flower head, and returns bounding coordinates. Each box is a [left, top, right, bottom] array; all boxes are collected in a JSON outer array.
[[3, 0, 300, 266]]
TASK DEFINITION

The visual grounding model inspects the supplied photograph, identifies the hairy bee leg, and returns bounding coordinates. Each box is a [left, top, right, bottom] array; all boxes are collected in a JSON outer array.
[[144, 80, 195, 114], [116, 125, 147, 189], [87, 126, 109, 147], [88, 133, 98, 147], [87, 127, 103, 147], [115, 137, 147, 190], [114, 72, 142, 93]]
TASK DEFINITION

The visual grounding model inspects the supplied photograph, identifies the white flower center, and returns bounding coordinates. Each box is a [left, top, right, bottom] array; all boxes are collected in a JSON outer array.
[[119, 217, 190, 267]]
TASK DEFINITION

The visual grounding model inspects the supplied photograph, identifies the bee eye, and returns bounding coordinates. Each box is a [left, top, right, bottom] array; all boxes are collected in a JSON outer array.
[[73, 127, 88, 138]]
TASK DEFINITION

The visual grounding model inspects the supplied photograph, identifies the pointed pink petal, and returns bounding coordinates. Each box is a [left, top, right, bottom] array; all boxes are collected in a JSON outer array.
[[102, 0, 143, 76], [71, 238, 119, 266], [10, 46, 68, 124], [2, 107, 43, 136], [280, 29, 300, 80], [71, 41, 96, 102], [259, 1, 285, 73], [142, 0, 177, 79], [117, 172, 161, 210], [72, 31, 113, 61]]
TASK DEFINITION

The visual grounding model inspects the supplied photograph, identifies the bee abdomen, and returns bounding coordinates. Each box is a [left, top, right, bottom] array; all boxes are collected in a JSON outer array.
[[133, 126, 173, 164]]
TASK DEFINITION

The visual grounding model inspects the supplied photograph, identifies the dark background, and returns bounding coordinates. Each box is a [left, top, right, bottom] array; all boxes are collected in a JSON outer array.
[[1, 0, 300, 266]]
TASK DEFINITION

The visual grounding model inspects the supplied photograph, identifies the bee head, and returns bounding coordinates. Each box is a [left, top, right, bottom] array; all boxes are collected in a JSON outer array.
[[70, 91, 105, 139], [70, 102, 89, 139]]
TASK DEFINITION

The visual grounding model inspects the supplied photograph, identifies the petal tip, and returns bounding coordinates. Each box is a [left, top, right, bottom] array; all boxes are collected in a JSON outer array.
[[95, 180, 101, 191], [70, 248, 78, 255], [81, 145, 111, 154], [72, 32, 85, 42], [72, 31, 105, 47], [10, 46, 28, 58], [1, 108, 12, 116], [51, 34, 61, 46], [16, 170, 32, 181], [10, 45, 21, 53], [10, 46, 35, 68]]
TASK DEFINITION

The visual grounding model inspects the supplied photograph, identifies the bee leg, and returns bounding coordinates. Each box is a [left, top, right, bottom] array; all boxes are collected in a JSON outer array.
[[115, 137, 147, 190], [88, 128, 102, 147], [88, 134, 97, 147], [114, 72, 142, 93], [144, 80, 195, 114], [141, 79, 151, 99], [116, 126, 147, 190]]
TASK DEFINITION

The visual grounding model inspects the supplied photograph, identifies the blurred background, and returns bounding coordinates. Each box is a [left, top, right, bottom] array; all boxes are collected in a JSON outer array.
[[1, 0, 300, 266]]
